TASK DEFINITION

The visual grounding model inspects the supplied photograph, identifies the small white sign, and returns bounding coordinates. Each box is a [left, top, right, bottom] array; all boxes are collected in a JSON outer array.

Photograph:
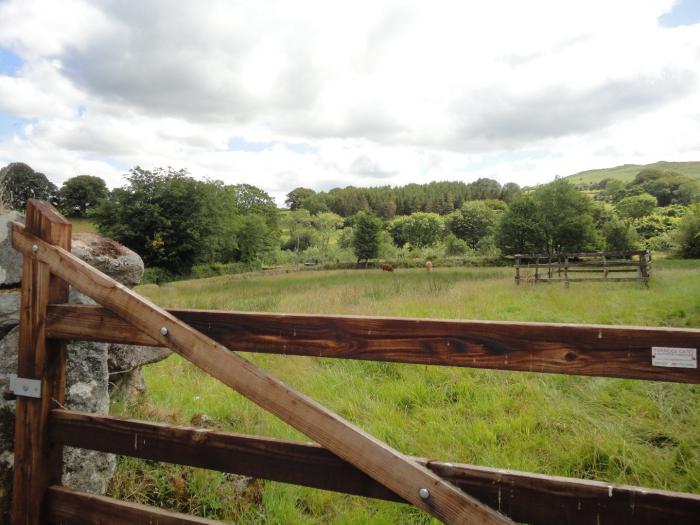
[[651, 347, 697, 368]]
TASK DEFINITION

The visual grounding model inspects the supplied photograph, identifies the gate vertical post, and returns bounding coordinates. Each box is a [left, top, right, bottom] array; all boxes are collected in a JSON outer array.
[[11, 200, 71, 525]]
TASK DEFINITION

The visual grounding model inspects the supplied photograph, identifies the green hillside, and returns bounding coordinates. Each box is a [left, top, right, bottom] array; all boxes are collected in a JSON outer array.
[[566, 161, 700, 185]]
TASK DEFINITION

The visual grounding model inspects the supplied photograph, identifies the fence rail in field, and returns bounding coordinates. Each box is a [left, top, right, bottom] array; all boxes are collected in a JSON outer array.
[[9, 200, 700, 525], [514, 250, 652, 285]]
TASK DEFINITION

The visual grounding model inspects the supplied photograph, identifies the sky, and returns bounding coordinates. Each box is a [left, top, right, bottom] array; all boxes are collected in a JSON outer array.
[[0, 0, 699, 205]]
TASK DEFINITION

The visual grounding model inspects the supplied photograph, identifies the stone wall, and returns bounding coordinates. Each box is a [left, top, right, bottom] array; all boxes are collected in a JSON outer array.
[[0, 212, 170, 521]]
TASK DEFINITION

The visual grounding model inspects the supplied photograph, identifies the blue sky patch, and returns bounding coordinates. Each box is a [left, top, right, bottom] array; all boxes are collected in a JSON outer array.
[[0, 113, 31, 139], [0, 47, 23, 76], [228, 137, 275, 152], [659, 0, 700, 28]]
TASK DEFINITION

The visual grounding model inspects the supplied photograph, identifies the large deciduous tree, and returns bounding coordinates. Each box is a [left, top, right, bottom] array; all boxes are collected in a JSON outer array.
[[0, 162, 59, 210], [60, 174, 109, 217]]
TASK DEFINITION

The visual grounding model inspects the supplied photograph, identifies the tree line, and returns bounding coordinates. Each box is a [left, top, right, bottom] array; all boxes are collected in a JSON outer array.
[[1, 162, 699, 278]]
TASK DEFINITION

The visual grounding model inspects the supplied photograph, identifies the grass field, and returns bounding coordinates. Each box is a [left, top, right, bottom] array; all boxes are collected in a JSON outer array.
[[109, 261, 700, 524], [565, 160, 700, 185]]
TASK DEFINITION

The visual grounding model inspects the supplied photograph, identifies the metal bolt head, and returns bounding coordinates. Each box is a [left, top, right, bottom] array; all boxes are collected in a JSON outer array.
[[419, 488, 430, 500], [31, 244, 38, 253], [160, 326, 168, 336]]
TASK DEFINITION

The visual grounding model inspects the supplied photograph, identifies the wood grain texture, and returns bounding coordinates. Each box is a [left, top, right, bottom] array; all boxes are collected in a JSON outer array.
[[11, 200, 71, 525], [50, 410, 700, 525], [46, 485, 221, 525], [13, 222, 512, 525], [46, 304, 700, 383]]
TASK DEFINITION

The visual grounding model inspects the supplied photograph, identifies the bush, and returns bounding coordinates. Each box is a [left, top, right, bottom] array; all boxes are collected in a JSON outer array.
[[445, 233, 470, 256], [675, 205, 700, 258]]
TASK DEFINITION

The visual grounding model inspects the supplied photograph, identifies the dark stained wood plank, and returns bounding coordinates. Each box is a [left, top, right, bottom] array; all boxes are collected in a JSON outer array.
[[11, 200, 71, 525], [46, 304, 700, 384], [13, 222, 512, 525], [50, 410, 700, 525], [46, 485, 221, 525]]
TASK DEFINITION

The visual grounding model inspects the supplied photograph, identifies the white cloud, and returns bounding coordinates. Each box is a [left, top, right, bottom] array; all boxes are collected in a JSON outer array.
[[0, 0, 698, 204]]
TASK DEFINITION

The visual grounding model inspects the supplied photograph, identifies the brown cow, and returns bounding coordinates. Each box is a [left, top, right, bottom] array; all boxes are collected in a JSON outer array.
[[381, 264, 394, 272], [425, 260, 433, 272]]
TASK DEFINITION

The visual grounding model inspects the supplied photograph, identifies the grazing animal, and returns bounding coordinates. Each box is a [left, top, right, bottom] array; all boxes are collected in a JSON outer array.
[[425, 260, 433, 272], [381, 263, 394, 272]]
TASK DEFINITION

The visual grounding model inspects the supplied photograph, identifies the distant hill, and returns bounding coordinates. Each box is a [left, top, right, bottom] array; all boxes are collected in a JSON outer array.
[[565, 161, 700, 185]]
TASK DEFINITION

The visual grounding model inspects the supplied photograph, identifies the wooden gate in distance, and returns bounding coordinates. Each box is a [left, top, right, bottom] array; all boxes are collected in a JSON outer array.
[[9, 200, 700, 524]]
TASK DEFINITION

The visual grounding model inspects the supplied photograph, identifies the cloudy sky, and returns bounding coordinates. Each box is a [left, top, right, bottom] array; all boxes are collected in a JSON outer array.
[[1, 0, 699, 204]]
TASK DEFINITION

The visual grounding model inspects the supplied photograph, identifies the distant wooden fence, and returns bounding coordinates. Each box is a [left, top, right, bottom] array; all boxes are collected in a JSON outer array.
[[514, 250, 651, 286], [9, 201, 700, 525]]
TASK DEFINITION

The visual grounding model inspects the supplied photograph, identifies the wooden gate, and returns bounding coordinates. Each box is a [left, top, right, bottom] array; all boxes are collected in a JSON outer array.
[[9, 200, 700, 524]]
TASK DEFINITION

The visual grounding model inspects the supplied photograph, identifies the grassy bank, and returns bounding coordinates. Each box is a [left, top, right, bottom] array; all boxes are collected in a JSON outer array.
[[109, 261, 700, 523]]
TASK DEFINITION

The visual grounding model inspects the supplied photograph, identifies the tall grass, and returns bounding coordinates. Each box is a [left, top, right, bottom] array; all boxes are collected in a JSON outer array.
[[109, 260, 700, 523]]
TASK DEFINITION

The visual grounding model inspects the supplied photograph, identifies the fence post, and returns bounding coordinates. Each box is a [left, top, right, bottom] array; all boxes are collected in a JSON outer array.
[[515, 255, 521, 285], [11, 200, 71, 525]]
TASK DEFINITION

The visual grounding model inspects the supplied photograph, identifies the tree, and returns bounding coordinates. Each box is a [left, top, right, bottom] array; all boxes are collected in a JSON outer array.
[[388, 212, 443, 248], [468, 178, 502, 200], [0, 162, 58, 210], [312, 212, 343, 251], [495, 196, 547, 255], [352, 211, 381, 264], [533, 178, 599, 253], [500, 182, 521, 203], [615, 193, 657, 219], [629, 169, 700, 206], [237, 214, 273, 264], [675, 204, 700, 258], [445, 201, 497, 249], [285, 187, 316, 210], [60, 175, 108, 217], [90, 167, 222, 273], [602, 216, 638, 251]]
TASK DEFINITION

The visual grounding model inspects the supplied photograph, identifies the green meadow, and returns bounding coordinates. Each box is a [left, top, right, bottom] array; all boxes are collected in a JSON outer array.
[[109, 261, 700, 524]]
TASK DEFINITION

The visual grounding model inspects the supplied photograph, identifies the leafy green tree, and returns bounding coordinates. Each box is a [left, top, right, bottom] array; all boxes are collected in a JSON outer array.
[[602, 216, 639, 251], [312, 212, 344, 250], [533, 178, 599, 253], [445, 201, 498, 249], [60, 175, 108, 217], [285, 187, 316, 210], [237, 214, 273, 264], [629, 169, 700, 206], [388, 212, 444, 248], [500, 182, 521, 203], [0, 162, 58, 210], [91, 167, 222, 273], [615, 193, 657, 219], [469, 178, 502, 200], [495, 196, 547, 254], [675, 204, 700, 258], [445, 233, 469, 255], [352, 211, 381, 264], [282, 210, 316, 252]]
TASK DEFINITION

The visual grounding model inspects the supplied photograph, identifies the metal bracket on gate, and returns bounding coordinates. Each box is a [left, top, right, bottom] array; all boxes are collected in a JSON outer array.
[[9, 374, 42, 399]]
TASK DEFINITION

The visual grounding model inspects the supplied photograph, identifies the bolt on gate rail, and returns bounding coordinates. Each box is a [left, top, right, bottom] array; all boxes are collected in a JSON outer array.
[[9, 200, 700, 525]]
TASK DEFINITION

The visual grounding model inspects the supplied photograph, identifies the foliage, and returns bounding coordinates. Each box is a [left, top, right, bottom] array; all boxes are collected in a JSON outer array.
[[496, 196, 547, 255], [285, 187, 316, 210], [352, 211, 381, 263], [0, 162, 58, 210], [602, 216, 639, 251], [444, 233, 470, 255], [445, 201, 498, 249], [533, 178, 600, 253], [91, 167, 280, 273], [91, 167, 222, 273], [615, 193, 657, 219], [628, 169, 700, 206], [675, 204, 700, 258], [387, 212, 444, 248], [59, 174, 109, 217]]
